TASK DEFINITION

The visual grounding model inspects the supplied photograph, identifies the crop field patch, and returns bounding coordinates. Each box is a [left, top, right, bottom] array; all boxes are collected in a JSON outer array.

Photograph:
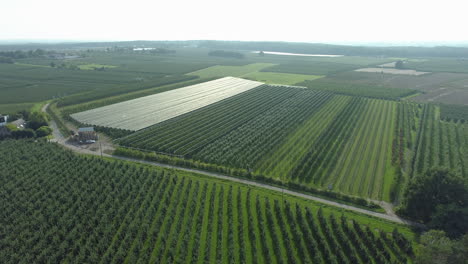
[[261, 61, 359, 75], [242, 71, 323, 85], [71, 77, 264, 131]]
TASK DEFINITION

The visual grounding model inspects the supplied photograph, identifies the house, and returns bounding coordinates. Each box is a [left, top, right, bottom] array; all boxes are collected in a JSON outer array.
[[0, 115, 7, 127], [78, 127, 98, 143]]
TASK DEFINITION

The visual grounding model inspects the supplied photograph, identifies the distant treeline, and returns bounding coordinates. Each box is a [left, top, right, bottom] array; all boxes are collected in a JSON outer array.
[[0, 49, 47, 63], [208, 50, 244, 59], [3, 40, 468, 57], [200, 40, 468, 58], [135, 48, 176, 54]]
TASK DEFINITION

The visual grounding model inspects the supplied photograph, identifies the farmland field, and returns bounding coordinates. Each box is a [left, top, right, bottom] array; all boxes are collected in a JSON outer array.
[[261, 61, 360, 75], [298, 78, 417, 100], [188, 63, 275, 78], [118, 85, 401, 200], [119, 87, 332, 157], [0, 62, 196, 105], [71, 77, 263, 131], [5, 40, 468, 264], [0, 140, 415, 263], [299, 71, 468, 104]]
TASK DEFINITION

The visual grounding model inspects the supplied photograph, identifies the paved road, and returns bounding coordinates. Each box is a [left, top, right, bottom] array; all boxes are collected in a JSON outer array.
[[43, 104, 422, 227]]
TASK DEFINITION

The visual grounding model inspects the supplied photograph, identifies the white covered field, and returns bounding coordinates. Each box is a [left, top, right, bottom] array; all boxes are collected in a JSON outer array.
[[71, 77, 264, 131]]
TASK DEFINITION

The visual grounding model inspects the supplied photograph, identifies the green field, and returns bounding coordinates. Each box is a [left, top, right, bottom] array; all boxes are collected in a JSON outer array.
[[261, 61, 359, 75], [0, 140, 415, 263], [243, 71, 322, 85]]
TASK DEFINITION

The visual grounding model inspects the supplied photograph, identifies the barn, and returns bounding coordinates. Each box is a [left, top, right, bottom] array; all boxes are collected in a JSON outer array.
[[78, 127, 98, 143]]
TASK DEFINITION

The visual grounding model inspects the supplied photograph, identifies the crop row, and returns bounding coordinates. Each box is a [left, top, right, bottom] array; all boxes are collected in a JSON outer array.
[[193, 90, 334, 168], [0, 140, 413, 263]]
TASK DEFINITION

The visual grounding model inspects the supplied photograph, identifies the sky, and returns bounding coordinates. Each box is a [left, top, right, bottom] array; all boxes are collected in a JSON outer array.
[[1, 0, 467, 44]]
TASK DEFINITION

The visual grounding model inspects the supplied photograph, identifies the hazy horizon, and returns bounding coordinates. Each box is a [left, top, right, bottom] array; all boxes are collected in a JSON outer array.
[[2, 0, 468, 46]]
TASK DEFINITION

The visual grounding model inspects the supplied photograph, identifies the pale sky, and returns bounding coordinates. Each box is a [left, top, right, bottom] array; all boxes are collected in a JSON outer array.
[[1, 0, 467, 43]]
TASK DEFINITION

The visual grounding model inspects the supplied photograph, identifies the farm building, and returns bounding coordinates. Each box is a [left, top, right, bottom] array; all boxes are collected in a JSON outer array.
[[0, 115, 7, 127], [78, 127, 98, 143]]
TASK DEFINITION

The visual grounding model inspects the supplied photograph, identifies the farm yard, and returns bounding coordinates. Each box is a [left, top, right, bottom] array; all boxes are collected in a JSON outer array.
[[0, 140, 415, 263], [71, 77, 263, 131]]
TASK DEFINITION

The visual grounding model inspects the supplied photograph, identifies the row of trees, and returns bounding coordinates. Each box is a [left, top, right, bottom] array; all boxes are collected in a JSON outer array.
[[208, 50, 244, 59]]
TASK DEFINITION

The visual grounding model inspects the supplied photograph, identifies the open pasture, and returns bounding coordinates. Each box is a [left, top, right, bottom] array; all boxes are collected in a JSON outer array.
[[71, 77, 263, 131]]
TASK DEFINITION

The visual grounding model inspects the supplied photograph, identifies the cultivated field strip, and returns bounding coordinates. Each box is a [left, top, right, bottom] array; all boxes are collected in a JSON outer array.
[[71, 77, 263, 131], [333, 100, 396, 200], [255, 95, 350, 179], [1, 141, 414, 263], [194, 90, 334, 168]]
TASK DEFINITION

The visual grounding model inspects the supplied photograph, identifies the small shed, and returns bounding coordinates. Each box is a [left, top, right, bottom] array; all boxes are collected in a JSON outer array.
[[78, 127, 98, 142]]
